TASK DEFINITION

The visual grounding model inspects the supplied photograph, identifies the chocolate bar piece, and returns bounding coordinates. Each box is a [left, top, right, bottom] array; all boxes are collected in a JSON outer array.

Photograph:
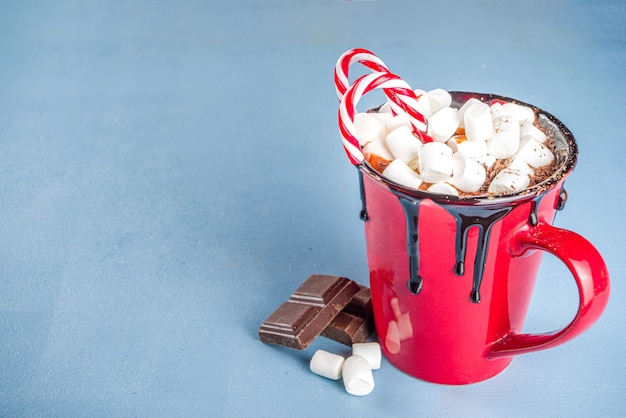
[[321, 286, 374, 346], [259, 274, 360, 350]]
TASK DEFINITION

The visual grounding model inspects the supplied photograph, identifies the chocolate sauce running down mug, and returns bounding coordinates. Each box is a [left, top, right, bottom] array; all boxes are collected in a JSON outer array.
[[357, 92, 610, 385]]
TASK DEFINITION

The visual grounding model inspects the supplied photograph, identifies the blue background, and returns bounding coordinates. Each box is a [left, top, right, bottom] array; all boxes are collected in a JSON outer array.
[[0, 1, 624, 416]]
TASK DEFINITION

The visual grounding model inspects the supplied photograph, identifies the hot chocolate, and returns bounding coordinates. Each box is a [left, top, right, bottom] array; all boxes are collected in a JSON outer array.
[[358, 89, 561, 199]]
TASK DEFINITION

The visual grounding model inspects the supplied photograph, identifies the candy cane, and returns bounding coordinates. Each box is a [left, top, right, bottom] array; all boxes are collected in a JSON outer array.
[[335, 49, 432, 144], [339, 72, 432, 165], [335, 48, 390, 100]]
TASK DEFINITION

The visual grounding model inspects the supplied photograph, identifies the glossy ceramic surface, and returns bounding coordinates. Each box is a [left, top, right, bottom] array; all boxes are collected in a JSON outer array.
[[360, 93, 610, 384]]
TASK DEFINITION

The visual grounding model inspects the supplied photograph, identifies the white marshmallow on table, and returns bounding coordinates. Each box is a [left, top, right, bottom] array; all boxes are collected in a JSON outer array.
[[487, 168, 531, 194], [427, 182, 459, 196], [447, 135, 488, 157], [363, 138, 394, 163], [310, 350, 345, 381], [520, 119, 547, 143], [354, 112, 387, 146], [428, 106, 460, 143], [458, 98, 483, 128], [385, 125, 422, 164], [342, 355, 375, 396], [516, 136, 555, 168], [352, 343, 382, 370], [488, 114, 520, 159], [508, 156, 534, 177], [503, 102, 535, 123], [382, 159, 423, 190], [419, 142, 454, 183], [464, 102, 493, 142], [385, 113, 411, 134], [450, 152, 487, 193], [427, 88, 452, 114]]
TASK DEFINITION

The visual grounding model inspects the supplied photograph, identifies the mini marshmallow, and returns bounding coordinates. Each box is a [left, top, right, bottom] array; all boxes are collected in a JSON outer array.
[[354, 112, 387, 146], [520, 119, 547, 143], [508, 156, 534, 177], [473, 154, 497, 169], [370, 111, 393, 124], [516, 136, 555, 168], [427, 182, 459, 196], [464, 102, 493, 142], [310, 350, 345, 381], [489, 102, 511, 121], [458, 98, 483, 128], [385, 125, 422, 164], [428, 106, 460, 143], [446, 135, 488, 157], [363, 139, 394, 162], [487, 168, 530, 194], [488, 115, 520, 159], [450, 152, 487, 193], [352, 343, 382, 370], [385, 113, 411, 134], [503, 102, 535, 123], [427, 88, 452, 114], [419, 142, 454, 183], [413, 89, 433, 118], [378, 101, 393, 113], [342, 355, 375, 396], [382, 159, 423, 190]]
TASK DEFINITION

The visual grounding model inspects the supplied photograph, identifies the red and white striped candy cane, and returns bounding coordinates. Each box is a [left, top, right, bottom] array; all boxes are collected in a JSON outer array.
[[335, 48, 432, 146], [339, 72, 432, 165], [334, 48, 390, 100]]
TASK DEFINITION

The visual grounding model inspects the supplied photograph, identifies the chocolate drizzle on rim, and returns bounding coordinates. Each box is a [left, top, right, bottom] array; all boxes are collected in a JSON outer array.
[[362, 91, 578, 205], [398, 197, 423, 295], [357, 92, 578, 303], [444, 205, 512, 303]]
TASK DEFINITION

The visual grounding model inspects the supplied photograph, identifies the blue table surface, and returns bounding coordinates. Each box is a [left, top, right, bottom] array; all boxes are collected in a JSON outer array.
[[1, 1, 624, 416]]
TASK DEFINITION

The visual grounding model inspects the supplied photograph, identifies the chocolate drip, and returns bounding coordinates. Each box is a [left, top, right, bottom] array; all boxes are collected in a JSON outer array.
[[556, 187, 568, 211], [363, 174, 514, 303], [389, 187, 511, 302], [529, 194, 548, 226], [445, 206, 512, 303], [357, 169, 369, 221], [399, 197, 423, 294]]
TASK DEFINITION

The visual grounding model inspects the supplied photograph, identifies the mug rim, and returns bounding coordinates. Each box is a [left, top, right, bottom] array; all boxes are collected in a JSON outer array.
[[360, 91, 578, 206]]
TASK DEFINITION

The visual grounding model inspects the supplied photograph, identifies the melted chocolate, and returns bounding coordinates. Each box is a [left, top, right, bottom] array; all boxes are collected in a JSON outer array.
[[529, 194, 546, 226], [399, 197, 423, 295], [357, 169, 369, 221], [556, 188, 568, 211], [443, 205, 511, 303], [359, 172, 515, 303]]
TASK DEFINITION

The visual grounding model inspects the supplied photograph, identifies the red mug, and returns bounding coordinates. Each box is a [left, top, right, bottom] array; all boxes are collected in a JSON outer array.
[[357, 92, 610, 384]]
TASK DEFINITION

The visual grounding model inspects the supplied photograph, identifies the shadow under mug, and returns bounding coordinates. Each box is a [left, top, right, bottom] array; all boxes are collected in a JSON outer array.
[[358, 91, 610, 385]]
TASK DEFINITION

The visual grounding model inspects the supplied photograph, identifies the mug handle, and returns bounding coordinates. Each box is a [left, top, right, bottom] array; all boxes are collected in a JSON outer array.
[[488, 221, 610, 359]]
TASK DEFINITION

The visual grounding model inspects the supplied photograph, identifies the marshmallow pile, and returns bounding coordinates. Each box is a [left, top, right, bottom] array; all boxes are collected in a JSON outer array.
[[309, 342, 381, 396], [357, 89, 556, 196]]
